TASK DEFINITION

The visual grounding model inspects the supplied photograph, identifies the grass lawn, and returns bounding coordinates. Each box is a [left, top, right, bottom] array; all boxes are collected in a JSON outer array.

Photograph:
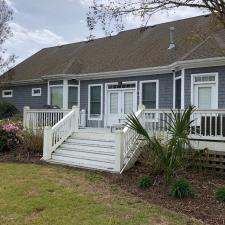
[[0, 163, 203, 225]]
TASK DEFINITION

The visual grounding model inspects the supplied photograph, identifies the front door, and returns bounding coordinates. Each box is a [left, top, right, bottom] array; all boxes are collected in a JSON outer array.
[[107, 89, 136, 126]]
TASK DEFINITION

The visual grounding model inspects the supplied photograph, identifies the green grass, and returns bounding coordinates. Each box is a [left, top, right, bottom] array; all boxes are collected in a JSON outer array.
[[0, 163, 203, 225]]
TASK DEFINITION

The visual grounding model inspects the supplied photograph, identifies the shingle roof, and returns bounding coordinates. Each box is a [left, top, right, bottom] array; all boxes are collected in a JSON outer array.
[[1, 14, 225, 82]]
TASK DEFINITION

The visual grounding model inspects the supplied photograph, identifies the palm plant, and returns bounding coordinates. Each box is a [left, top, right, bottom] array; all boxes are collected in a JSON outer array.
[[126, 105, 195, 180]]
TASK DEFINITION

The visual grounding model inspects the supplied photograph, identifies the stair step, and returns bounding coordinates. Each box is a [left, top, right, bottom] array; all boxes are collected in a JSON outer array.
[[47, 159, 115, 172], [55, 148, 115, 160], [60, 142, 115, 153], [58, 145, 115, 155], [72, 132, 115, 141], [66, 138, 115, 147], [51, 154, 115, 170]]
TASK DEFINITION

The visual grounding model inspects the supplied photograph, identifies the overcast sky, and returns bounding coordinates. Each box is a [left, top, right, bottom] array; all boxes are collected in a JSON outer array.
[[4, 0, 207, 65]]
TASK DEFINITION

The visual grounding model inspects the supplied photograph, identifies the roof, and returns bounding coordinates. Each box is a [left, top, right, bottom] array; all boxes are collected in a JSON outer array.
[[1, 14, 225, 83]]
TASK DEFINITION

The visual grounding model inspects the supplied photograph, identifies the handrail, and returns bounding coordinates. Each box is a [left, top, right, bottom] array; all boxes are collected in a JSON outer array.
[[115, 105, 145, 173], [42, 106, 79, 160]]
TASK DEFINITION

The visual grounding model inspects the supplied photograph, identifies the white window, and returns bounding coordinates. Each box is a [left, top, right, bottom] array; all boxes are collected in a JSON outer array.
[[50, 86, 63, 108], [88, 84, 103, 120], [32, 88, 41, 96], [140, 80, 159, 109], [191, 73, 218, 109], [2, 90, 13, 98]]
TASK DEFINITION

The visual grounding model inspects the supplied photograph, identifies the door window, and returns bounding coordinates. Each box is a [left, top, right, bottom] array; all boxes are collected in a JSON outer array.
[[110, 93, 119, 114], [124, 92, 133, 114]]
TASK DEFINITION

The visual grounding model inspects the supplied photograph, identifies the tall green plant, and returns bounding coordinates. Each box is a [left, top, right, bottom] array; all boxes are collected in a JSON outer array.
[[126, 106, 195, 180]]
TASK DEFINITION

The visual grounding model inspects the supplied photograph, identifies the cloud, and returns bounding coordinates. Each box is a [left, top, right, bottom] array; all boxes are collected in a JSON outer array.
[[7, 23, 67, 45], [4, 22, 68, 64]]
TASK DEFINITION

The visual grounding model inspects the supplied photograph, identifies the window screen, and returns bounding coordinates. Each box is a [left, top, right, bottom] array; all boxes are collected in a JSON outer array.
[[90, 86, 101, 115], [142, 82, 156, 109], [68, 86, 78, 108]]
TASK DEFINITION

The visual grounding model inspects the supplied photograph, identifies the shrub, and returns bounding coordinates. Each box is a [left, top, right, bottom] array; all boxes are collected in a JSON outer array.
[[22, 129, 43, 154], [169, 178, 193, 199], [137, 175, 153, 189], [0, 121, 23, 152], [215, 185, 225, 202], [0, 101, 18, 120], [126, 106, 196, 180]]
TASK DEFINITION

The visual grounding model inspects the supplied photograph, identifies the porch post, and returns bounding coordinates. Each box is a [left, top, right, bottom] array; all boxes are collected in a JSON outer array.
[[23, 106, 30, 129], [43, 126, 52, 160], [181, 68, 185, 109], [115, 130, 124, 173], [63, 79, 68, 109], [72, 105, 80, 132]]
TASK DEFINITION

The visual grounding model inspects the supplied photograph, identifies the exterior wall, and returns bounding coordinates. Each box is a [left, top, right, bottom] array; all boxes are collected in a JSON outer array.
[[80, 73, 174, 114], [0, 83, 48, 112], [184, 66, 225, 108]]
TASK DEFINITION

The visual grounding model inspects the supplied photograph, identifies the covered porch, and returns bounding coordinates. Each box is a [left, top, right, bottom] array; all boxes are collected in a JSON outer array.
[[23, 107, 225, 152]]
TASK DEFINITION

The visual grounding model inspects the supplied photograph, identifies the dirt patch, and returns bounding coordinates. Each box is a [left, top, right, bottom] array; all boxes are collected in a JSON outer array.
[[102, 161, 225, 225], [0, 151, 42, 164]]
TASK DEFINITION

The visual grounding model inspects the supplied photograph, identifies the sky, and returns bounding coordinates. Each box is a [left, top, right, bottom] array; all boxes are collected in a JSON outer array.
[[4, 0, 207, 66]]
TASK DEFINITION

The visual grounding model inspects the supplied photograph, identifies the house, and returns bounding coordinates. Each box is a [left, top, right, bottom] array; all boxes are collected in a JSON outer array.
[[1, 14, 225, 173]]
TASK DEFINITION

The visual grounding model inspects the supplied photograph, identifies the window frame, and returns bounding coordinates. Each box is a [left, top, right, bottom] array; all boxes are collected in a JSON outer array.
[[139, 80, 159, 109], [2, 90, 13, 98], [88, 84, 103, 121], [32, 88, 42, 97]]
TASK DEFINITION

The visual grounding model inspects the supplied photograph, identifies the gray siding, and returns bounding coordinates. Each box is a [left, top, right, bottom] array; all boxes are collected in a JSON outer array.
[[184, 66, 225, 108], [80, 73, 174, 113], [0, 83, 48, 112]]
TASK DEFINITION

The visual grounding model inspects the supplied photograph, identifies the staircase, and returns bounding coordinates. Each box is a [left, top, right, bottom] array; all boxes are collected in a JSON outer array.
[[42, 106, 146, 173], [47, 129, 117, 172]]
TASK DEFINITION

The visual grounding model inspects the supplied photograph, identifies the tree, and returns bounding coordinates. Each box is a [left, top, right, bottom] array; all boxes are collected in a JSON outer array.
[[0, 0, 15, 74], [87, 0, 225, 36]]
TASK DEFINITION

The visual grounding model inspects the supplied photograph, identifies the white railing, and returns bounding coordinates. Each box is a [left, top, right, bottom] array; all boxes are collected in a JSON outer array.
[[144, 109, 225, 141], [115, 105, 145, 172], [42, 106, 79, 160], [23, 106, 71, 130]]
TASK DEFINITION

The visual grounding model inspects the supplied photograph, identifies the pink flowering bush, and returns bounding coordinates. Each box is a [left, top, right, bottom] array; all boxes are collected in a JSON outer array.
[[0, 121, 23, 152]]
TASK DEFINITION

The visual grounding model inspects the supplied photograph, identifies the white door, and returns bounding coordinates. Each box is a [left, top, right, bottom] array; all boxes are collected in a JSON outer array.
[[107, 91, 121, 126], [194, 84, 216, 109], [107, 90, 136, 126]]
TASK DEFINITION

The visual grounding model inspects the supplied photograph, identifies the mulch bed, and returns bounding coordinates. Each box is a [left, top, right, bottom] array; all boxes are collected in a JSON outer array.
[[0, 151, 224, 225], [0, 151, 42, 164], [102, 160, 225, 225]]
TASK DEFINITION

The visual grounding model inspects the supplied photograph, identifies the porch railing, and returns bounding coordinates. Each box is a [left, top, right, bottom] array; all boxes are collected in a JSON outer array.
[[144, 109, 225, 141], [42, 106, 79, 160], [23, 106, 71, 130]]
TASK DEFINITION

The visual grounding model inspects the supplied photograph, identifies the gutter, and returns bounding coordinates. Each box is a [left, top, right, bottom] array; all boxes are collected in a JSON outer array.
[[2, 56, 225, 85]]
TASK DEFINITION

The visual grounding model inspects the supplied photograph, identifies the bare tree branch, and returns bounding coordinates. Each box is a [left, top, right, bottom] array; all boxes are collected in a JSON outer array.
[[87, 0, 225, 36], [0, 0, 15, 74]]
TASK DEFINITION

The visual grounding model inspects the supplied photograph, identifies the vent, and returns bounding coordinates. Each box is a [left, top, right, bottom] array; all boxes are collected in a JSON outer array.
[[168, 27, 175, 50]]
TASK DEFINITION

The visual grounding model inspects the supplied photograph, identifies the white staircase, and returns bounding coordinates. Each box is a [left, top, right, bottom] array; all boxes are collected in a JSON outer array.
[[42, 106, 146, 173], [47, 130, 117, 172]]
